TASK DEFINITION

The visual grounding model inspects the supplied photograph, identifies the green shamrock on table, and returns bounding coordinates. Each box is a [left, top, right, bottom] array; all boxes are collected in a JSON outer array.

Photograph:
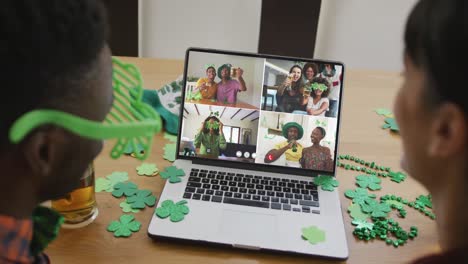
[[112, 182, 138, 198], [136, 163, 159, 176], [313, 175, 339, 191], [163, 143, 176, 162], [382, 117, 399, 132], [96, 172, 129, 193], [360, 199, 391, 218], [301, 226, 326, 245], [96, 178, 113, 192], [415, 195, 432, 209], [164, 132, 177, 143], [351, 219, 374, 230], [160, 166, 186, 183], [388, 171, 406, 183], [119, 201, 140, 213], [344, 188, 377, 206], [348, 203, 370, 221], [126, 190, 157, 209], [107, 214, 141, 237], [155, 200, 190, 222], [375, 108, 393, 117], [356, 174, 382, 191]]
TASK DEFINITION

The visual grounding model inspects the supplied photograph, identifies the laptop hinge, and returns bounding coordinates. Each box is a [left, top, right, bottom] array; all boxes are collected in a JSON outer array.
[[232, 244, 261, 250]]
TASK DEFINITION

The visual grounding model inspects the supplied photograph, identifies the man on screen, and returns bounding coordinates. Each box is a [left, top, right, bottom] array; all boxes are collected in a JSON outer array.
[[264, 122, 304, 167]]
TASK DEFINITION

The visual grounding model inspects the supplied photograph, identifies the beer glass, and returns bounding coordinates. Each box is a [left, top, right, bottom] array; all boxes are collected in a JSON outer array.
[[230, 67, 238, 78]]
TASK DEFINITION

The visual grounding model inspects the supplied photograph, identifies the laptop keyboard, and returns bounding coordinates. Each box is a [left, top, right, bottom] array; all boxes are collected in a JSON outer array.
[[183, 168, 320, 214]]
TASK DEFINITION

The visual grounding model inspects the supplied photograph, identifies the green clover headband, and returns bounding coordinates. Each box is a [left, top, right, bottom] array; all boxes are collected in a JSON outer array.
[[9, 57, 162, 160], [205, 64, 215, 70], [310, 82, 328, 92]]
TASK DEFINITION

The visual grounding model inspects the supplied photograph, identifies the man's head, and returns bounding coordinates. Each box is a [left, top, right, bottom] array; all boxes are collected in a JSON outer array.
[[0, 0, 111, 202], [218, 64, 231, 80], [282, 122, 304, 141], [395, 0, 468, 191]]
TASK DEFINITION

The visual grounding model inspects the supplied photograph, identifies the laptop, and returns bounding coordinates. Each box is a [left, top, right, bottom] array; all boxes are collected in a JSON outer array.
[[148, 47, 348, 259]]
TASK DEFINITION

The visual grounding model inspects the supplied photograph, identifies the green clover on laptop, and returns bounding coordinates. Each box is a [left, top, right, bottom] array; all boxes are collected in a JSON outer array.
[[9, 58, 162, 160]]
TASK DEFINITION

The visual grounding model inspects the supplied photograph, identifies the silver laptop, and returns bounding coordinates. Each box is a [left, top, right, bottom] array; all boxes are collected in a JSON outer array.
[[148, 48, 348, 259]]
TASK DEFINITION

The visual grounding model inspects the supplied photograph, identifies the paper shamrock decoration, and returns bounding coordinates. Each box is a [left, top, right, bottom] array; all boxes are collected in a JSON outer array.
[[136, 163, 159, 176], [382, 117, 399, 132], [119, 201, 140, 213], [107, 171, 129, 185], [415, 195, 432, 209], [352, 219, 374, 230], [388, 171, 406, 183], [348, 203, 370, 221], [107, 214, 141, 237], [356, 174, 382, 191], [160, 166, 186, 183], [96, 172, 129, 193], [163, 143, 176, 162], [313, 175, 339, 191], [360, 199, 391, 218], [375, 108, 394, 117], [126, 190, 157, 209], [96, 178, 113, 193], [301, 226, 326, 245], [344, 188, 376, 206], [164, 132, 177, 143], [155, 200, 190, 222], [209, 111, 220, 117], [112, 182, 138, 198]]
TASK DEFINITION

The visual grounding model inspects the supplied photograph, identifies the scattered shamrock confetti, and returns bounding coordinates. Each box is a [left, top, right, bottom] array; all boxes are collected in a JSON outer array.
[[360, 199, 392, 218], [344, 188, 377, 205], [388, 171, 406, 183], [375, 108, 393, 117], [163, 143, 176, 162], [348, 203, 370, 221], [160, 166, 186, 183], [382, 117, 399, 132], [96, 178, 113, 192], [119, 201, 140, 213], [352, 219, 374, 230], [107, 214, 141, 237], [126, 190, 157, 209], [313, 175, 339, 191], [385, 200, 405, 209], [356, 174, 382, 191], [415, 195, 432, 209], [155, 200, 190, 222], [164, 132, 177, 143], [136, 163, 159, 176], [106, 171, 129, 185], [301, 226, 326, 245], [112, 182, 138, 198]]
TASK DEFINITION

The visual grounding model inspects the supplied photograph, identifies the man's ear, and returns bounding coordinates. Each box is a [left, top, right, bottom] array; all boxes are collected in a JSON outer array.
[[21, 126, 68, 180], [428, 103, 467, 158]]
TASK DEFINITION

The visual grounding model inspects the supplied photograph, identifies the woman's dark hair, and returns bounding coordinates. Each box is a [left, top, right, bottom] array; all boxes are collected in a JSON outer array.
[[303, 63, 319, 80], [315, 126, 326, 138], [288, 65, 304, 91], [206, 66, 216, 73], [310, 77, 331, 98], [202, 116, 221, 135], [405, 0, 467, 115]]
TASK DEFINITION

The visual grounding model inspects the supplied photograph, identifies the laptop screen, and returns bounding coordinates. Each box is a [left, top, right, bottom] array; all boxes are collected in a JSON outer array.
[[178, 48, 343, 176]]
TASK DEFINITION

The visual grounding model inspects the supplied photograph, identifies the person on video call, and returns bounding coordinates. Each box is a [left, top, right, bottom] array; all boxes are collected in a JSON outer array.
[[319, 64, 340, 117], [194, 116, 227, 158], [302, 62, 320, 84], [300, 127, 333, 171], [216, 64, 247, 104], [264, 122, 304, 167], [193, 64, 218, 99], [305, 77, 330, 116], [276, 65, 307, 113]]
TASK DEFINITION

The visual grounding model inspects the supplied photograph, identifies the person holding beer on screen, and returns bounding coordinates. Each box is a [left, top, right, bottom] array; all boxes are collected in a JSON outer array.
[[193, 64, 218, 99], [276, 65, 307, 113], [305, 77, 330, 116], [216, 64, 247, 104], [264, 122, 304, 167], [0, 0, 112, 262]]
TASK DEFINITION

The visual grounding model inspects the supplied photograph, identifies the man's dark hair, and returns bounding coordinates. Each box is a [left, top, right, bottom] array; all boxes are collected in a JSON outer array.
[[0, 0, 108, 148], [405, 0, 467, 115]]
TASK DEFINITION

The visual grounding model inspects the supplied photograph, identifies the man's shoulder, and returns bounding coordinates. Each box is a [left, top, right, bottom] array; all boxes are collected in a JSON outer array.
[[274, 141, 289, 148]]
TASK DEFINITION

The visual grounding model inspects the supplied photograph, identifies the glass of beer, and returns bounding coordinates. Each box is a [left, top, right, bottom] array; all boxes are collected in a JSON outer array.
[[230, 67, 238, 78], [51, 163, 98, 228], [303, 89, 311, 97]]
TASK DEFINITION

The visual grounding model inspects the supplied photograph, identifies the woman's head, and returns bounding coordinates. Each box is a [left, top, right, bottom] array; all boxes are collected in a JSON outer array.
[[202, 116, 221, 135], [395, 0, 468, 190], [321, 64, 336, 77], [206, 66, 216, 81], [303, 63, 319, 81], [310, 77, 330, 98], [289, 65, 303, 83], [310, 127, 326, 145]]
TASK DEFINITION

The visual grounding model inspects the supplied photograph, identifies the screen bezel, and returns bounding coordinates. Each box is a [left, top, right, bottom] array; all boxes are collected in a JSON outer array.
[[177, 47, 345, 177]]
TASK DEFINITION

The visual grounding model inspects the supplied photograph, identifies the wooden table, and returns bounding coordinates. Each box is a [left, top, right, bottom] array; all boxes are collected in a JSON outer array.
[[46, 57, 439, 263]]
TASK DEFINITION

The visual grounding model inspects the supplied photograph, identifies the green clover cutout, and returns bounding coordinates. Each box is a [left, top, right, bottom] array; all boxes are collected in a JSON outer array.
[[415, 195, 432, 209], [351, 219, 374, 230], [360, 199, 391, 218], [344, 188, 377, 205], [96, 178, 113, 192], [388, 171, 406, 183], [375, 108, 393, 117], [160, 166, 186, 183], [107, 214, 141, 237], [348, 203, 370, 221], [106, 171, 129, 185], [301, 226, 326, 245], [313, 175, 339, 191], [164, 132, 177, 143], [119, 201, 140, 213], [356, 174, 382, 191], [382, 117, 399, 132], [112, 182, 138, 198], [136, 163, 159, 176], [155, 200, 190, 222], [126, 190, 157, 209], [163, 143, 176, 162]]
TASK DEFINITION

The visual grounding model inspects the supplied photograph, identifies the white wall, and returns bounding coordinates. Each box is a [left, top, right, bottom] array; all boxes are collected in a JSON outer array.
[[139, 0, 262, 59]]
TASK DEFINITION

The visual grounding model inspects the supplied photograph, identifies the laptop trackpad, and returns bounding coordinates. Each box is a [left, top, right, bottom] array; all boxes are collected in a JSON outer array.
[[219, 210, 277, 246]]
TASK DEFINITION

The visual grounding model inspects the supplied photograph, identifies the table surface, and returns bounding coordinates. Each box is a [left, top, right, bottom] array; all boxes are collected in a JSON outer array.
[[46, 56, 439, 264]]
